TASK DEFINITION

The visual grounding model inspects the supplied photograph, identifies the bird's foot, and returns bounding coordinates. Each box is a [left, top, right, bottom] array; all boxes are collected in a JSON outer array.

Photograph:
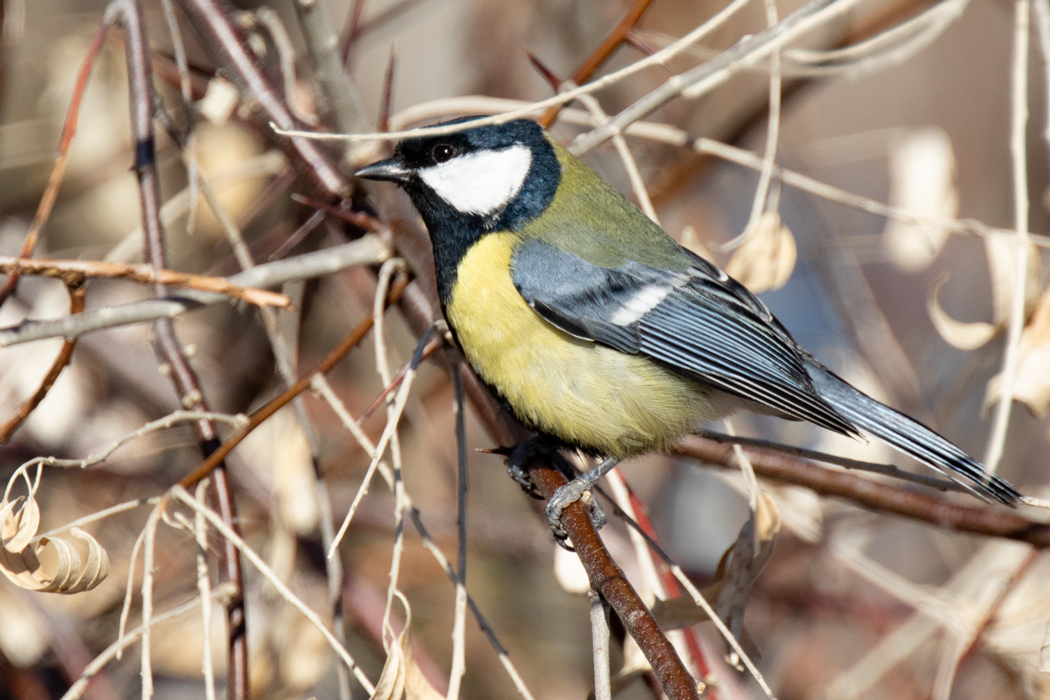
[[545, 457, 619, 546], [503, 436, 561, 500]]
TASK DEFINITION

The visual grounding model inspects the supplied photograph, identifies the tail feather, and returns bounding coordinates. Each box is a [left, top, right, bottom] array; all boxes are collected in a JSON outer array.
[[805, 361, 1021, 507]]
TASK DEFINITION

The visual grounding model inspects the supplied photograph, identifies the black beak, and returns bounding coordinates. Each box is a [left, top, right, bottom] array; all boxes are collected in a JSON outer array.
[[355, 157, 413, 183]]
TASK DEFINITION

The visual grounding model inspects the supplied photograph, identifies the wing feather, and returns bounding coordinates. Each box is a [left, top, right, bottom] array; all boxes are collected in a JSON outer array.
[[511, 239, 857, 436]]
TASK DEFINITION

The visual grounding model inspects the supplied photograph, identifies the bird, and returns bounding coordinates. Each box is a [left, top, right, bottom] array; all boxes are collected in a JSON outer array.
[[355, 117, 1021, 529]]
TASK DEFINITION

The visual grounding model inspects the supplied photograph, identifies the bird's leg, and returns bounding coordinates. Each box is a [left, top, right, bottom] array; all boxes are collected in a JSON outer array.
[[546, 457, 620, 541]]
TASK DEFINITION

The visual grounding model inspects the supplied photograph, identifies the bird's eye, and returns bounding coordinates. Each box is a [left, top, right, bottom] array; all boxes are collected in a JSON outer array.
[[432, 143, 456, 163]]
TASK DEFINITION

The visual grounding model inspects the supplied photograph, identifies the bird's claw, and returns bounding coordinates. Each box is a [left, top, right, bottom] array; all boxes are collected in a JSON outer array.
[[504, 439, 548, 500], [545, 479, 608, 548]]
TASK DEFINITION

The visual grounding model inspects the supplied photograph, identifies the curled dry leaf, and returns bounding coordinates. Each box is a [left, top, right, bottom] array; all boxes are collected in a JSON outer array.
[[882, 129, 957, 272], [724, 212, 797, 294], [927, 275, 998, 350], [985, 285, 1050, 417], [0, 495, 109, 594], [985, 235, 1042, 336], [371, 597, 443, 700]]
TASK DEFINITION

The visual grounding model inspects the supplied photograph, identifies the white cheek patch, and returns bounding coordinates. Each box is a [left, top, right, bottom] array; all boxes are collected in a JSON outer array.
[[611, 284, 673, 326], [419, 145, 533, 216]]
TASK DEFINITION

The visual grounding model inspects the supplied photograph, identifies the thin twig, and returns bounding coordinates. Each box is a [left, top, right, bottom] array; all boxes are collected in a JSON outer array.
[[537, 0, 656, 128], [177, 274, 409, 491], [0, 256, 290, 308], [292, 0, 368, 138], [694, 429, 966, 493], [0, 282, 85, 442], [720, 0, 782, 251], [675, 436, 1050, 547], [984, 0, 1031, 473], [0, 18, 111, 306], [590, 590, 612, 700], [447, 370, 468, 700], [171, 487, 377, 694], [0, 236, 390, 347]]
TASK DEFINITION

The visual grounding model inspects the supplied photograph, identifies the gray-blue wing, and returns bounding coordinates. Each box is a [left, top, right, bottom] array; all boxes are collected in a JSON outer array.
[[510, 238, 857, 436]]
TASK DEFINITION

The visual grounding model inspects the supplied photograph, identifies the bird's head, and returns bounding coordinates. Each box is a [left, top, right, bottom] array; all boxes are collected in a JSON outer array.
[[356, 118, 560, 230]]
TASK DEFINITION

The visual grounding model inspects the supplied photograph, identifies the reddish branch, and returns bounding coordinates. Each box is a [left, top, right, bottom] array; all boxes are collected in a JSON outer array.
[[0, 24, 111, 307], [0, 283, 86, 443], [0, 257, 291, 308], [178, 274, 409, 490], [524, 462, 700, 700], [537, 0, 656, 128]]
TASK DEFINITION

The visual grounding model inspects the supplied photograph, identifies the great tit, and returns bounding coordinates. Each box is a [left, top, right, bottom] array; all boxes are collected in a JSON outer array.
[[356, 118, 1021, 511]]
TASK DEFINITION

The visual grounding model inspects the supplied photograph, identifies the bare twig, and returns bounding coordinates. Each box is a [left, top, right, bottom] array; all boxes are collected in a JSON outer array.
[[0, 256, 291, 308], [0, 19, 110, 306], [292, 0, 368, 138], [0, 282, 85, 443], [537, 0, 656, 128], [984, 0, 1031, 473], [0, 236, 390, 347], [177, 274, 409, 491], [675, 436, 1050, 547], [447, 370, 468, 700]]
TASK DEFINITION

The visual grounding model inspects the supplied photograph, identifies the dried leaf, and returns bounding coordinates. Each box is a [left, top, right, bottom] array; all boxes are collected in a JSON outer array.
[[927, 275, 997, 350], [1, 496, 40, 553], [724, 213, 797, 294], [985, 235, 1042, 331], [651, 581, 724, 629], [882, 129, 957, 272], [985, 285, 1050, 416], [652, 493, 780, 633], [403, 634, 444, 700], [0, 491, 109, 593], [198, 77, 239, 126], [371, 639, 407, 700], [716, 492, 779, 634], [371, 596, 443, 700]]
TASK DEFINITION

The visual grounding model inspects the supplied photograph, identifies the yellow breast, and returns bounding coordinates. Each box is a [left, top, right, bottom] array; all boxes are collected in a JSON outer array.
[[445, 232, 716, 458]]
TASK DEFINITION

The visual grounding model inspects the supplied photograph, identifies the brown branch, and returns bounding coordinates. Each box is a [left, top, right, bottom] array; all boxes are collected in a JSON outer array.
[[0, 257, 291, 309], [524, 462, 700, 700], [0, 283, 86, 443], [537, 0, 656, 128], [674, 436, 1050, 547], [0, 21, 111, 307]]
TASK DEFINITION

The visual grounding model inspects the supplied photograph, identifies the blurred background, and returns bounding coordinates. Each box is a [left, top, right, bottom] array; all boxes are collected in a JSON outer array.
[[1, 0, 1048, 698]]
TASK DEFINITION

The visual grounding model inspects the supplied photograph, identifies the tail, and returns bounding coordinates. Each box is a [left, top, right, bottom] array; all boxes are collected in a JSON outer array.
[[804, 360, 1021, 507]]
